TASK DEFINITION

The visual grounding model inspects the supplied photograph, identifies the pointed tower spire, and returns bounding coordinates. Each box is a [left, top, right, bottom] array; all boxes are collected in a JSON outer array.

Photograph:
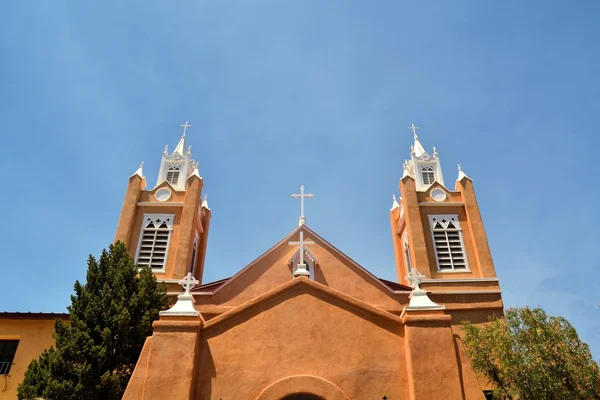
[[156, 121, 194, 189], [130, 161, 144, 178], [391, 194, 400, 210], [174, 121, 191, 156], [409, 123, 427, 158], [457, 164, 470, 180], [405, 123, 445, 191]]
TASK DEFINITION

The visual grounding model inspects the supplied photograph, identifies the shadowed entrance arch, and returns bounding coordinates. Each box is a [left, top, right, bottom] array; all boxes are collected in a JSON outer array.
[[255, 375, 350, 400]]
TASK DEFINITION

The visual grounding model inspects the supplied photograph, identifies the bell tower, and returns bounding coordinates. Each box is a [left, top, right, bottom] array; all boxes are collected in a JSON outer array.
[[114, 122, 211, 285], [390, 124, 500, 294]]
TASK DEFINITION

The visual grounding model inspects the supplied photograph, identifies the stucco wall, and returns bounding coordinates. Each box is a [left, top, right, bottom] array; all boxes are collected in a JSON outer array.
[[0, 317, 60, 400], [196, 290, 407, 399]]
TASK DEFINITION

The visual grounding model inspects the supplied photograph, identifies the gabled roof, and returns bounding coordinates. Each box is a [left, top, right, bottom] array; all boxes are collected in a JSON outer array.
[[203, 277, 402, 332], [192, 224, 412, 295]]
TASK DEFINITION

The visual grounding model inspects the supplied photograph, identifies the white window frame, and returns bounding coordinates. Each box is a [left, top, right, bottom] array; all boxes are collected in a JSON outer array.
[[428, 214, 470, 273], [135, 214, 175, 273], [420, 165, 435, 185], [402, 233, 413, 274], [165, 165, 182, 186]]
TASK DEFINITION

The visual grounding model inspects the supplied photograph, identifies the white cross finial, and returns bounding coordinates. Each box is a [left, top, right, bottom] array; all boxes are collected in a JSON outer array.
[[179, 272, 199, 295], [406, 269, 425, 290], [290, 185, 315, 226], [409, 123, 419, 139], [180, 121, 192, 137], [288, 230, 315, 276]]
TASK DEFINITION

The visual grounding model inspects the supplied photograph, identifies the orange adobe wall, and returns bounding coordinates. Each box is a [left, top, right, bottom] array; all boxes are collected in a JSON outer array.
[[123, 226, 499, 399], [0, 314, 68, 400]]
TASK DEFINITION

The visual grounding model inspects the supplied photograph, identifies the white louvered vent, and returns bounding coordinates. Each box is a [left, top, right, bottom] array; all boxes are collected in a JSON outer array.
[[429, 215, 468, 271], [135, 214, 174, 271]]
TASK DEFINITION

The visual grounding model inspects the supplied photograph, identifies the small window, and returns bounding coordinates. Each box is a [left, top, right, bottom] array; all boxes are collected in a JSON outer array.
[[421, 165, 435, 185], [166, 165, 181, 186], [483, 390, 494, 400], [429, 215, 468, 271], [403, 236, 413, 273], [0, 340, 19, 375], [135, 214, 174, 271], [189, 233, 199, 274]]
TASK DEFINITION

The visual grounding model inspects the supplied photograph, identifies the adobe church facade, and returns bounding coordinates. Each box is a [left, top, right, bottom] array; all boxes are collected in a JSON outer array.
[[117, 123, 503, 400]]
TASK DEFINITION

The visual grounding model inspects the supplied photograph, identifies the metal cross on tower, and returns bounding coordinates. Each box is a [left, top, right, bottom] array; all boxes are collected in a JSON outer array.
[[179, 272, 199, 295], [408, 123, 419, 139], [288, 230, 315, 277], [290, 185, 314, 226], [180, 121, 192, 137]]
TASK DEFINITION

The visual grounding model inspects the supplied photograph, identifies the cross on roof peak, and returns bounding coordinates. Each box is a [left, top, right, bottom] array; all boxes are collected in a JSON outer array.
[[180, 121, 192, 137], [290, 185, 315, 227], [409, 123, 419, 139]]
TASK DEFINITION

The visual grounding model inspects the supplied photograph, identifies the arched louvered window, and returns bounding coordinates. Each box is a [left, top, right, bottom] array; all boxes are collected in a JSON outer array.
[[429, 215, 469, 271], [135, 214, 174, 271]]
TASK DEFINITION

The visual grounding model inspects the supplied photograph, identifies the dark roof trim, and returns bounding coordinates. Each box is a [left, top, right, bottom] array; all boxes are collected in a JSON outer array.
[[378, 278, 413, 291], [191, 277, 230, 292], [0, 312, 69, 320]]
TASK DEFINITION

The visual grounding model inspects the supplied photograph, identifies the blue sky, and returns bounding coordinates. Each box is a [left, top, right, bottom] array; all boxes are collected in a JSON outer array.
[[1, 1, 599, 357]]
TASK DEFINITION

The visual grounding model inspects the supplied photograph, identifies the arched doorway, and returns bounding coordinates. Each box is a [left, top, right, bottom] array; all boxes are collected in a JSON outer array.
[[256, 375, 350, 400]]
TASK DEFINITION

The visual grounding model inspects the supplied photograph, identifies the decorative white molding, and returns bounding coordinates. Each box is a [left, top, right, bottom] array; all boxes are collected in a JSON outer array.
[[418, 202, 464, 207], [160, 273, 200, 317], [391, 194, 400, 211], [457, 164, 470, 181], [422, 278, 499, 283], [130, 162, 144, 179], [429, 290, 502, 295], [137, 202, 184, 207], [202, 194, 210, 210], [394, 289, 502, 295], [404, 269, 445, 311]]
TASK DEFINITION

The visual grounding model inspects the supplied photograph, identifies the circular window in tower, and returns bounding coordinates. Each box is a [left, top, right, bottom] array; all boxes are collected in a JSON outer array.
[[155, 188, 172, 202], [430, 188, 447, 202]]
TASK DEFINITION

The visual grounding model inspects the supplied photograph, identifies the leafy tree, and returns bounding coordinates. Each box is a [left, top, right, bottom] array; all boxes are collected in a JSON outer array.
[[462, 307, 599, 400], [18, 241, 168, 400]]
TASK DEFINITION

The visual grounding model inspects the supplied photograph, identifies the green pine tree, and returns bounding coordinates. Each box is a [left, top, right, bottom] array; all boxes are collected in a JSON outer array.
[[462, 307, 600, 400], [17, 241, 168, 400]]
